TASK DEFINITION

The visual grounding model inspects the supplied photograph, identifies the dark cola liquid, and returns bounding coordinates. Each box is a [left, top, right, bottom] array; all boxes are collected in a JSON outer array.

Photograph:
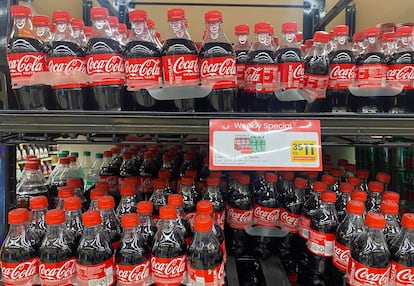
[[197, 42, 236, 112], [245, 50, 276, 112], [177, 216, 193, 242], [187, 234, 223, 270], [9, 37, 53, 110], [86, 38, 123, 111], [327, 50, 355, 112], [1, 239, 37, 263], [39, 237, 74, 264], [49, 41, 86, 110], [116, 237, 150, 265], [152, 229, 186, 259], [119, 158, 139, 177], [138, 224, 158, 248], [162, 38, 198, 112], [236, 49, 249, 112], [77, 239, 113, 265], [125, 40, 163, 111]]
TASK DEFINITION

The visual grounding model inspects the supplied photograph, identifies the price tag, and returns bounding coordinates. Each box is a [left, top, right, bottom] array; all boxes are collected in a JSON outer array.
[[209, 119, 322, 171]]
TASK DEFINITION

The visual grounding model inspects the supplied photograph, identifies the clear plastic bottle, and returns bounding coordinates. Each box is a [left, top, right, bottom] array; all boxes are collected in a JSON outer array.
[[97, 195, 121, 251], [380, 200, 401, 245], [66, 177, 88, 211], [68, 155, 84, 181], [376, 172, 391, 192], [366, 181, 384, 212], [147, 18, 163, 50], [234, 24, 251, 112], [179, 175, 202, 225], [203, 177, 225, 230], [356, 169, 370, 192], [49, 157, 74, 208], [84, 152, 103, 192], [150, 178, 168, 222], [64, 196, 84, 246], [32, 15, 52, 44], [139, 151, 158, 199], [88, 188, 105, 211], [80, 151, 92, 178], [168, 193, 194, 246], [116, 183, 137, 217], [336, 182, 353, 221], [137, 201, 158, 248], [56, 186, 74, 209], [28, 195, 48, 250], [72, 18, 88, 48]]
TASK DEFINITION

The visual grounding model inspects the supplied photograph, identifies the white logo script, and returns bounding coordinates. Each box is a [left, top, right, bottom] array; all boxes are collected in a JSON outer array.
[[39, 259, 76, 280], [280, 211, 299, 227], [151, 256, 186, 277], [2, 259, 38, 280], [253, 206, 279, 223], [9, 54, 46, 73], [200, 58, 236, 77], [329, 65, 356, 80], [355, 267, 390, 285], [396, 268, 414, 283], [87, 55, 124, 73], [172, 56, 198, 74], [117, 262, 150, 282], [125, 58, 161, 78], [227, 208, 253, 224], [48, 58, 86, 74], [245, 66, 263, 83]]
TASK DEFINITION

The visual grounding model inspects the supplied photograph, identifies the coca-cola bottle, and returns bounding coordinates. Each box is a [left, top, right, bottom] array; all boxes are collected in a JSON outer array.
[[331, 200, 365, 285], [139, 151, 158, 200], [347, 212, 390, 286], [150, 178, 168, 222], [119, 152, 140, 186], [38, 209, 76, 285], [72, 18, 88, 48], [48, 10, 86, 110], [348, 176, 363, 191], [168, 193, 194, 245], [137, 201, 158, 248], [64, 196, 84, 245], [322, 174, 336, 192], [151, 205, 187, 285], [203, 177, 225, 230], [88, 188, 105, 210], [345, 164, 356, 179], [304, 31, 331, 112], [7, 5, 50, 110], [29, 195, 48, 248], [389, 213, 414, 286], [125, 9, 162, 111], [383, 191, 400, 203], [336, 182, 353, 221], [147, 18, 162, 50], [376, 172, 391, 192], [234, 24, 251, 111], [244, 22, 277, 112], [366, 181, 384, 212], [158, 168, 175, 195], [116, 183, 137, 217], [352, 190, 368, 205], [178, 175, 202, 224], [66, 177, 88, 211], [331, 168, 344, 194], [187, 214, 225, 285], [380, 200, 401, 245], [355, 27, 387, 113], [115, 213, 151, 286], [100, 150, 120, 200], [197, 10, 237, 112], [162, 8, 198, 112], [55, 186, 74, 209], [32, 15, 52, 45], [356, 169, 370, 192], [0, 208, 38, 286], [76, 210, 115, 286], [252, 172, 280, 258], [86, 7, 125, 111], [326, 25, 356, 112], [98, 195, 121, 250]]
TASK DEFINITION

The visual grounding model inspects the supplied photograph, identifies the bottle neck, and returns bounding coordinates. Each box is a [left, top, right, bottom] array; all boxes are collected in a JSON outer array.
[[66, 209, 82, 220], [206, 185, 219, 194], [9, 223, 30, 238], [321, 201, 337, 213], [31, 208, 47, 222], [309, 42, 328, 57], [167, 19, 191, 40], [396, 35, 414, 52], [203, 21, 229, 44], [193, 229, 214, 241], [122, 226, 140, 240], [130, 20, 155, 43], [52, 21, 76, 43], [160, 218, 177, 230], [347, 212, 365, 224], [83, 224, 103, 237], [363, 35, 383, 53], [139, 213, 155, 226], [281, 31, 299, 48], [367, 226, 388, 243], [235, 34, 250, 50], [253, 32, 273, 50], [34, 25, 52, 43], [45, 223, 65, 238], [92, 18, 112, 39], [11, 16, 36, 40], [384, 40, 396, 56]]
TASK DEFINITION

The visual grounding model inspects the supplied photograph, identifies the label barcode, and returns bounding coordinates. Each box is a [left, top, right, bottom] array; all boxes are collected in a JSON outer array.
[[88, 277, 106, 286]]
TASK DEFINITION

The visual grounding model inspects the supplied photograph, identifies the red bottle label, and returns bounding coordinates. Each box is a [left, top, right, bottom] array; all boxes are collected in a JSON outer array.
[[303, 73, 329, 99], [307, 228, 335, 257], [278, 209, 300, 233], [348, 258, 390, 286], [1, 257, 38, 284], [48, 56, 87, 88], [99, 175, 118, 193], [390, 261, 414, 285], [162, 54, 199, 87], [253, 205, 279, 227], [236, 63, 246, 88], [279, 62, 304, 90], [124, 57, 162, 89], [187, 261, 225, 285], [39, 258, 76, 284], [387, 64, 414, 90], [116, 260, 150, 284], [151, 254, 186, 285], [328, 63, 356, 89], [298, 215, 311, 239], [332, 240, 351, 272], [244, 64, 277, 93], [357, 63, 387, 88], [226, 207, 253, 230], [214, 210, 225, 230], [76, 257, 115, 285], [199, 56, 237, 89], [7, 52, 47, 86], [86, 53, 125, 86]]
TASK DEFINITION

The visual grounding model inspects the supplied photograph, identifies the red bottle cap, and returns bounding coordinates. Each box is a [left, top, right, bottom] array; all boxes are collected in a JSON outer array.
[[352, 191, 367, 202], [129, 9, 147, 22], [108, 16, 119, 27], [158, 169, 171, 179], [324, 163, 333, 172], [8, 208, 29, 224], [365, 212, 386, 229], [281, 22, 297, 33], [364, 27, 379, 37], [90, 7, 109, 20], [64, 196, 82, 211], [382, 32, 396, 41], [95, 182, 109, 193], [185, 169, 197, 178], [32, 15, 51, 26], [120, 184, 135, 196], [396, 25, 413, 36], [235, 24, 249, 35], [194, 214, 213, 232], [58, 186, 75, 199], [306, 171, 319, 179], [124, 176, 138, 186], [59, 157, 70, 164], [313, 31, 330, 43], [122, 152, 132, 160], [331, 168, 343, 177], [237, 175, 250, 185], [265, 173, 278, 183], [153, 178, 167, 189], [346, 200, 365, 215], [121, 213, 139, 228], [269, 25, 274, 36], [281, 171, 295, 181], [11, 5, 31, 17], [160, 205, 177, 219], [71, 18, 84, 29], [111, 147, 120, 155], [296, 31, 303, 42], [305, 39, 314, 49], [205, 10, 222, 23], [321, 174, 335, 186], [338, 159, 348, 167], [196, 200, 213, 215], [348, 177, 362, 188], [147, 18, 155, 29], [401, 213, 414, 229], [207, 177, 220, 186], [30, 195, 48, 210], [356, 169, 369, 179], [353, 32, 364, 42], [313, 181, 327, 193], [67, 156, 76, 163], [25, 161, 39, 170], [46, 209, 65, 225], [119, 23, 127, 34], [137, 201, 153, 214], [90, 188, 105, 200], [254, 22, 271, 33], [82, 210, 102, 226], [345, 164, 356, 172], [333, 25, 349, 36], [380, 200, 399, 215], [103, 150, 113, 157], [180, 176, 194, 186], [368, 181, 384, 193], [168, 8, 185, 21], [84, 26, 92, 37], [168, 194, 184, 207], [209, 171, 222, 178], [294, 177, 307, 189], [376, 172, 391, 184], [321, 191, 336, 203], [97, 195, 115, 210], [382, 191, 400, 203], [143, 152, 152, 159], [339, 182, 353, 193], [66, 178, 82, 189], [162, 154, 172, 162], [52, 10, 72, 23]]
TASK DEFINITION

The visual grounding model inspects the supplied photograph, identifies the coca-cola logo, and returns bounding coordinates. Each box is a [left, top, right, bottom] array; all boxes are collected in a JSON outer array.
[[329, 65, 356, 80], [355, 267, 390, 285], [8, 54, 46, 73], [48, 58, 86, 73], [151, 256, 186, 277], [87, 55, 124, 73], [292, 64, 304, 79], [227, 208, 253, 224], [245, 67, 262, 82], [2, 259, 38, 280], [200, 58, 236, 77], [280, 211, 299, 226], [39, 259, 76, 281], [333, 245, 350, 264], [172, 56, 198, 74], [117, 262, 150, 282], [215, 211, 225, 227], [125, 58, 161, 77], [254, 206, 279, 222], [388, 65, 414, 80], [396, 268, 414, 283]]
